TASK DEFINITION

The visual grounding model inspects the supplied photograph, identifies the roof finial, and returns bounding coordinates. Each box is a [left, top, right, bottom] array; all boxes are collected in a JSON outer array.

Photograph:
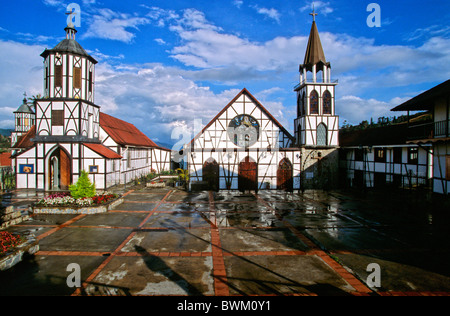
[[65, 7, 78, 40], [310, 4, 318, 22]]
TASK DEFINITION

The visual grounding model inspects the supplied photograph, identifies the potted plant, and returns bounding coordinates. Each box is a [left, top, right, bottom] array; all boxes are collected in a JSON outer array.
[[176, 168, 189, 188]]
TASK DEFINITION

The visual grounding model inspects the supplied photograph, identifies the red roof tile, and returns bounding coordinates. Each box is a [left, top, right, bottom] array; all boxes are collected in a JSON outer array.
[[83, 143, 122, 159], [0, 152, 11, 166], [100, 113, 158, 148], [14, 126, 36, 149]]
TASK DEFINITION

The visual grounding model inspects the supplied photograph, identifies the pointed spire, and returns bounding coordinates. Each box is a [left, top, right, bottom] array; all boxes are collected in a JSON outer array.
[[302, 9, 328, 72]]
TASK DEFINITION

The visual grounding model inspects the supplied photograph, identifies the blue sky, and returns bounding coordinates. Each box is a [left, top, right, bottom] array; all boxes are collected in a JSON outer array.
[[1, 0, 449, 146]]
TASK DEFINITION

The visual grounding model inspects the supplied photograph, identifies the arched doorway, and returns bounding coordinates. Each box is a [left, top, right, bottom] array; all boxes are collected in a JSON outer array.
[[238, 156, 257, 192], [203, 158, 219, 191], [277, 158, 293, 191], [48, 147, 71, 191]]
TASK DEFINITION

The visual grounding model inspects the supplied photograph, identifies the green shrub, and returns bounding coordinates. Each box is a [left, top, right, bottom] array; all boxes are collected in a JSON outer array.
[[69, 170, 96, 199]]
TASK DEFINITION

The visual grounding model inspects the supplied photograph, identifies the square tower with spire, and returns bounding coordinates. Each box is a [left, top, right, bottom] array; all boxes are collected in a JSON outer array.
[[294, 10, 339, 148]]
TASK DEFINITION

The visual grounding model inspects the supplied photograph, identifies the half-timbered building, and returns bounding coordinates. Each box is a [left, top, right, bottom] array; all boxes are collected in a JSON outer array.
[[11, 24, 171, 191], [391, 80, 450, 195], [184, 13, 340, 192], [339, 123, 432, 190], [185, 88, 301, 191]]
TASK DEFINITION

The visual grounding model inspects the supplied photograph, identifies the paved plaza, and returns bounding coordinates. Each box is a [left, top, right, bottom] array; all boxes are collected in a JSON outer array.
[[1, 186, 450, 296]]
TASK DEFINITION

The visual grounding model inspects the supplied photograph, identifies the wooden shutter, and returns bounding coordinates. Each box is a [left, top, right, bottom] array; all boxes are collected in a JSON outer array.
[[52, 110, 64, 126], [88, 70, 93, 93], [55, 65, 63, 87], [73, 67, 82, 89]]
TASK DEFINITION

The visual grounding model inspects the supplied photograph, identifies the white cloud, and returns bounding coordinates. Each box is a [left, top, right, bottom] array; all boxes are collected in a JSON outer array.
[[233, 1, 244, 9], [251, 6, 281, 23], [154, 38, 166, 45], [83, 8, 150, 43], [300, 1, 334, 15], [167, 8, 305, 72], [0, 40, 44, 128], [42, 0, 64, 7], [93, 62, 243, 145], [337, 95, 411, 126]]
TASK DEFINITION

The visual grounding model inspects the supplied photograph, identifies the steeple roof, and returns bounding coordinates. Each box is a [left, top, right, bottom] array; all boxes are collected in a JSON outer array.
[[40, 25, 97, 64], [302, 20, 329, 72], [14, 98, 34, 114]]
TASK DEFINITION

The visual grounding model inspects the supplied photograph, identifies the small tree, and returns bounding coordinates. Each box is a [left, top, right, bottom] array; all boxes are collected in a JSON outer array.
[[69, 170, 96, 199]]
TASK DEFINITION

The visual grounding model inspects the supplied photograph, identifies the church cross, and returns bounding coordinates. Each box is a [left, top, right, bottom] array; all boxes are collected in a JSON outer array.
[[310, 5, 318, 22]]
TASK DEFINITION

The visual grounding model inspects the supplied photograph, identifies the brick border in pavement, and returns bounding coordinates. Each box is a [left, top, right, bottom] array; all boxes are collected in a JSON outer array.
[[10, 189, 450, 296]]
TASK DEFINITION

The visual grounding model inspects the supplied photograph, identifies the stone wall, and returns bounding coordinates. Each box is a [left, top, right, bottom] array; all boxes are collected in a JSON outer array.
[[1, 205, 31, 229], [0, 233, 39, 271], [300, 147, 339, 190]]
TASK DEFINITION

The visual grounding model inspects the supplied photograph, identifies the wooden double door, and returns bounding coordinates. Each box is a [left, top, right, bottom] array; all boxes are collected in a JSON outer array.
[[277, 158, 293, 191], [203, 159, 219, 191], [239, 156, 258, 192]]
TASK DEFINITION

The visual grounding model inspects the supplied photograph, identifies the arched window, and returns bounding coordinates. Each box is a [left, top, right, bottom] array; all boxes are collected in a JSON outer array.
[[297, 93, 303, 116], [302, 93, 306, 116], [310, 90, 319, 115], [317, 123, 327, 146], [323, 90, 332, 115]]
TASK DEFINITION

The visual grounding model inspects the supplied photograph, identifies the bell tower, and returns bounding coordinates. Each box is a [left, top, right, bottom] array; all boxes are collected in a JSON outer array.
[[294, 9, 339, 148], [11, 95, 35, 147], [34, 22, 100, 142]]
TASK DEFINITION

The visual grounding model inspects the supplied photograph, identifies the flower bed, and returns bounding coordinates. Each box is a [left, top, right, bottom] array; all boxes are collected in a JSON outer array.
[[0, 231, 39, 271], [32, 192, 124, 215], [0, 231, 25, 257], [146, 178, 166, 188]]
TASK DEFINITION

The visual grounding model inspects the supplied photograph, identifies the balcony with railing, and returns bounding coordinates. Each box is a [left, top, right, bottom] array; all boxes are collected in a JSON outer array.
[[407, 119, 449, 140], [294, 79, 339, 90]]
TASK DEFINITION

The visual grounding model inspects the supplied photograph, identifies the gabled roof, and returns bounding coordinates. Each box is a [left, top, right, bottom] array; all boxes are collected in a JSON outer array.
[[302, 21, 329, 72], [391, 80, 450, 112], [100, 112, 159, 148], [40, 27, 98, 64], [188, 88, 294, 146], [14, 126, 36, 149], [83, 143, 122, 159], [11, 114, 164, 151]]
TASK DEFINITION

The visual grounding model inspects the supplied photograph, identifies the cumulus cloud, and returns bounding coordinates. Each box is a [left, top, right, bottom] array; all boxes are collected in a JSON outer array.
[[82, 8, 150, 43], [0, 40, 44, 128], [336, 95, 412, 126], [3, 5, 450, 141], [93, 62, 244, 145], [163, 8, 305, 73], [251, 6, 281, 23]]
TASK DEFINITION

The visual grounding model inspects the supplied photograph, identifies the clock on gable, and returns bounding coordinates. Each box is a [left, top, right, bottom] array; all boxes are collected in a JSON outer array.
[[227, 114, 260, 148]]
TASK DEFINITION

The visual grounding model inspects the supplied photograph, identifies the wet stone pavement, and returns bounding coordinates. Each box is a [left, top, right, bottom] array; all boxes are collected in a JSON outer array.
[[1, 186, 450, 296]]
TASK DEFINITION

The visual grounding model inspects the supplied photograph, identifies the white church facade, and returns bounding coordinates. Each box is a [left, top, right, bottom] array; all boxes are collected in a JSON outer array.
[[184, 14, 340, 192], [10, 25, 171, 191]]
